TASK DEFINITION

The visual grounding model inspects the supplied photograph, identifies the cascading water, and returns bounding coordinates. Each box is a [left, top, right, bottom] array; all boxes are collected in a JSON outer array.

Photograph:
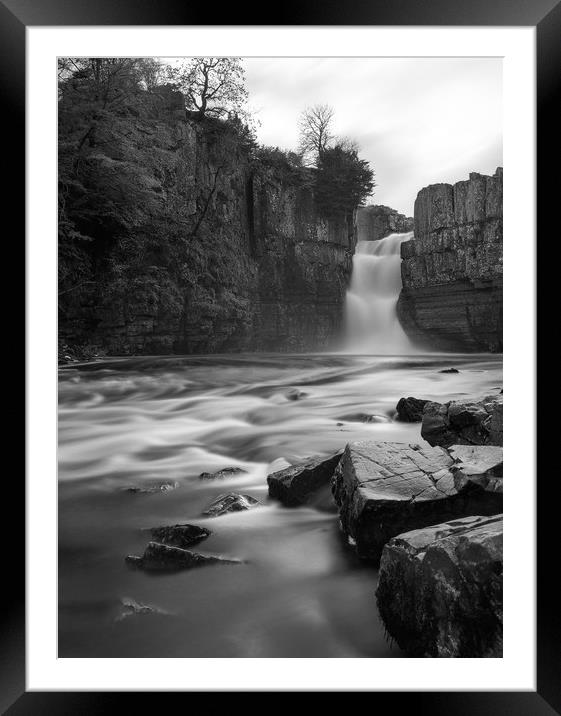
[[345, 232, 413, 353]]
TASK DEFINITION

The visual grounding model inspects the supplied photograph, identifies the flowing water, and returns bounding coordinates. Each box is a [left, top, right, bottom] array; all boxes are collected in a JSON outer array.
[[345, 233, 413, 354], [59, 352, 502, 657]]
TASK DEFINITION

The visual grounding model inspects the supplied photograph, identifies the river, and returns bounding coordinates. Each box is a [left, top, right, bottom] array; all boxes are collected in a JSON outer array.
[[58, 351, 502, 657]]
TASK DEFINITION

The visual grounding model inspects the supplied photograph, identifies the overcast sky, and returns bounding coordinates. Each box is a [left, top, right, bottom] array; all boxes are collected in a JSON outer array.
[[243, 58, 502, 217]]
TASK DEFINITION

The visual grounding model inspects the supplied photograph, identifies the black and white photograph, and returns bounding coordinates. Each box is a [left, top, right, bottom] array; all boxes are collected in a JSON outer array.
[[56, 54, 505, 659]]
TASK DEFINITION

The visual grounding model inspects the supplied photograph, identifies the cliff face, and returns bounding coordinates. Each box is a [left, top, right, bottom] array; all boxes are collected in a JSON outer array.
[[396, 169, 502, 352], [59, 89, 354, 355], [355, 204, 413, 241]]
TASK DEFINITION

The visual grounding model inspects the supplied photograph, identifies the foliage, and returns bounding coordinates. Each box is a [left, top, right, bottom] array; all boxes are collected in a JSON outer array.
[[314, 143, 376, 219]]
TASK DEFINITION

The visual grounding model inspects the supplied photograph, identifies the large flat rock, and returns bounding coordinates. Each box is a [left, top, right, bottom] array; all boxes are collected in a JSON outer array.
[[267, 451, 343, 507], [422, 393, 503, 448], [332, 441, 502, 561], [376, 514, 503, 657]]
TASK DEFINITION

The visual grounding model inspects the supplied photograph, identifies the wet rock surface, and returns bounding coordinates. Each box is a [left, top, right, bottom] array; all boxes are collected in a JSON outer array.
[[339, 412, 391, 424], [125, 541, 240, 571], [421, 393, 503, 448], [122, 481, 178, 494], [395, 397, 429, 422], [285, 388, 308, 401], [203, 492, 259, 517], [199, 467, 248, 480], [376, 514, 503, 657], [148, 523, 211, 548], [267, 451, 343, 506], [115, 597, 170, 621], [332, 441, 502, 561]]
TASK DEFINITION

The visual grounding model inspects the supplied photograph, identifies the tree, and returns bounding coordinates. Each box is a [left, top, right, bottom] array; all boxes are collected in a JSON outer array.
[[314, 143, 375, 220], [298, 104, 335, 163], [166, 57, 248, 119]]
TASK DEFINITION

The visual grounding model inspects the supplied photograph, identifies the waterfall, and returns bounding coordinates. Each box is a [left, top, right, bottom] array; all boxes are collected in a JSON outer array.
[[344, 232, 413, 354]]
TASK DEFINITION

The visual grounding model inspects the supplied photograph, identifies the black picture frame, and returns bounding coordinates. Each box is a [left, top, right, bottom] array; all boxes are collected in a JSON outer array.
[[10, 0, 556, 711]]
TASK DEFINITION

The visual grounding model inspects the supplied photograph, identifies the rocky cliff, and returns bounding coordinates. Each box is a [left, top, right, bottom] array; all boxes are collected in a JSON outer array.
[[355, 204, 413, 241], [396, 169, 502, 352], [59, 88, 355, 355]]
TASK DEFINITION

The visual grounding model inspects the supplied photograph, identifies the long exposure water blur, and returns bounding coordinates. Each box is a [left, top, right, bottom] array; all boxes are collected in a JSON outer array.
[[59, 351, 502, 657]]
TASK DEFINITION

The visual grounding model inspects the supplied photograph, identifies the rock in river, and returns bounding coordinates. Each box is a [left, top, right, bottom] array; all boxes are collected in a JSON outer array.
[[422, 393, 503, 447], [376, 514, 503, 657], [199, 467, 248, 480], [203, 492, 259, 517], [149, 523, 211, 548], [125, 541, 240, 571], [122, 481, 178, 494], [395, 396, 429, 422], [332, 441, 502, 561], [267, 451, 343, 506]]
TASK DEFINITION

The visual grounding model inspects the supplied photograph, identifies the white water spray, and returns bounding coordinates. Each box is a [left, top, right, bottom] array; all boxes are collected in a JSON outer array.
[[344, 232, 413, 354]]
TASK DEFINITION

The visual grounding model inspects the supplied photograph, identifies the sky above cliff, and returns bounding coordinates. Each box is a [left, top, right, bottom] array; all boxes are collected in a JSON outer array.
[[244, 57, 502, 217]]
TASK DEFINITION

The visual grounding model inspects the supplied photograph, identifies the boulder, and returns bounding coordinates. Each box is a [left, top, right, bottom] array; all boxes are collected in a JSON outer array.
[[149, 523, 211, 548], [376, 514, 503, 657], [439, 368, 460, 373], [395, 397, 429, 422], [332, 441, 502, 561], [267, 451, 343, 506], [203, 492, 259, 517], [125, 541, 240, 571], [422, 394, 503, 447], [199, 467, 247, 480]]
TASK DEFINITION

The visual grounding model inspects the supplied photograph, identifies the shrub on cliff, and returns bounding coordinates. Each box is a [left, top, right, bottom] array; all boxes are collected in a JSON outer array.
[[314, 144, 375, 219]]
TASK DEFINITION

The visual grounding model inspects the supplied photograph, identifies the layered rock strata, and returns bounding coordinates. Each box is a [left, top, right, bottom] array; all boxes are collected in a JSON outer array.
[[397, 169, 503, 352], [59, 89, 355, 355], [355, 204, 413, 241]]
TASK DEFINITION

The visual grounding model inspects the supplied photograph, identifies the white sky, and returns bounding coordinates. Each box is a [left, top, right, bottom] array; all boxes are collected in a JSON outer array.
[[244, 57, 502, 217]]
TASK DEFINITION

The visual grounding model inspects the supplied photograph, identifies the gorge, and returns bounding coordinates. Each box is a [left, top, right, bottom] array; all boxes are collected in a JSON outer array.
[[59, 82, 503, 358], [57, 62, 504, 661]]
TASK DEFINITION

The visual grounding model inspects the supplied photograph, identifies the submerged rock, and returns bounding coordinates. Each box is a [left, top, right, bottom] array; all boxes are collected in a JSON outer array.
[[286, 388, 308, 401], [125, 541, 240, 572], [395, 397, 429, 422], [149, 523, 211, 548], [203, 492, 259, 517], [115, 597, 169, 621], [422, 393, 503, 447], [376, 514, 503, 657], [199, 467, 248, 480], [339, 412, 391, 424], [267, 451, 343, 507], [332, 440, 502, 562], [123, 481, 178, 494]]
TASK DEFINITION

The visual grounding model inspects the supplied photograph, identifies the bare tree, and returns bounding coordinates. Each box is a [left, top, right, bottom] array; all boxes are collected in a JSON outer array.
[[298, 104, 335, 162], [166, 57, 248, 119]]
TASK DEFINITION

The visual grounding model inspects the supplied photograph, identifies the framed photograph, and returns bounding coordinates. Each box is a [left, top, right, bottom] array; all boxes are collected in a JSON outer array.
[[10, 0, 554, 710]]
